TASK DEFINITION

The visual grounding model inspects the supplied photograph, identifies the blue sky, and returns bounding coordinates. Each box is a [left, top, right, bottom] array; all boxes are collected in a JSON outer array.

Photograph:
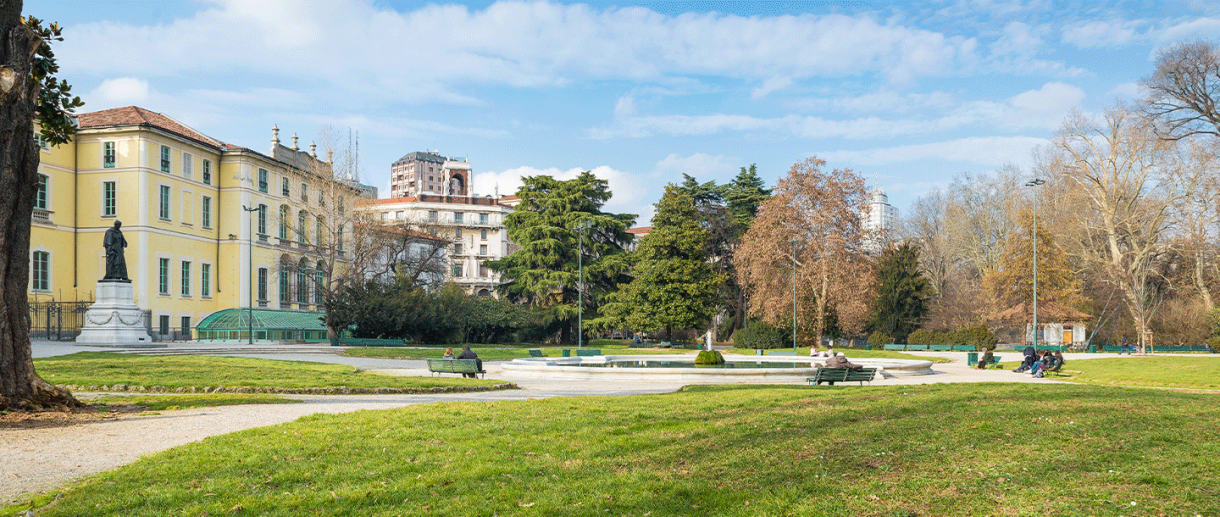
[[25, 0, 1220, 224]]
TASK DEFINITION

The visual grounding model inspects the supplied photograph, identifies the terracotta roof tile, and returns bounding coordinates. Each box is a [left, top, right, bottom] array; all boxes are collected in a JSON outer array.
[[77, 106, 223, 149]]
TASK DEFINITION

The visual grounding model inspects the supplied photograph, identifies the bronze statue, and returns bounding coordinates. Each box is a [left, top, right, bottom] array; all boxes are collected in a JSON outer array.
[[102, 220, 129, 282]]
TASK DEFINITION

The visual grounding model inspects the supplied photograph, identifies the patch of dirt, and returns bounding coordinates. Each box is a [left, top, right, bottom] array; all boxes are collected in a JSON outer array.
[[0, 405, 147, 430]]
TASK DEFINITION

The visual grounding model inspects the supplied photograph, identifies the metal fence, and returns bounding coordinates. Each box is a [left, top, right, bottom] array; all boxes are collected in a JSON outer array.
[[28, 300, 93, 340]]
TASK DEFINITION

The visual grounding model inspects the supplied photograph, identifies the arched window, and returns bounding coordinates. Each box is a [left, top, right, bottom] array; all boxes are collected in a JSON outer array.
[[279, 256, 292, 307], [297, 258, 309, 304], [297, 211, 308, 243], [278, 206, 289, 240], [314, 260, 325, 305]]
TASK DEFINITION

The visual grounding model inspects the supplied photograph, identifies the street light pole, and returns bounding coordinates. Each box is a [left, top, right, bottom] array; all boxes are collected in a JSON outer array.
[[791, 238, 798, 353], [243, 205, 259, 345], [577, 223, 587, 349], [1025, 178, 1045, 350]]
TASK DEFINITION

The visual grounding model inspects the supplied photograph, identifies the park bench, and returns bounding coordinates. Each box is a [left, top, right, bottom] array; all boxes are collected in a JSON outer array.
[[928, 344, 952, 352], [425, 359, 485, 379], [807, 367, 878, 386], [883, 344, 905, 351], [528, 349, 545, 358], [768, 350, 797, 356], [332, 337, 403, 347], [952, 345, 974, 352], [973, 355, 1002, 368], [575, 349, 602, 357], [906, 344, 929, 351]]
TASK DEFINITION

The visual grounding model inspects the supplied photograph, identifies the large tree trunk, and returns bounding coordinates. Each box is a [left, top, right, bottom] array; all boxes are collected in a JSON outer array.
[[0, 1, 80, 411]]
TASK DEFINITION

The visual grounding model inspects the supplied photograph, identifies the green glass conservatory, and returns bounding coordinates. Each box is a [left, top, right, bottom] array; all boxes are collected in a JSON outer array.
[[196, 309, 331, 342]]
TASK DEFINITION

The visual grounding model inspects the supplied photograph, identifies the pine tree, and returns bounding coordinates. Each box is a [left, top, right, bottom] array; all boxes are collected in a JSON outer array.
[[602, 186, 722, 340], [488, 172, 634, 344], [869, 243, 932, 342]]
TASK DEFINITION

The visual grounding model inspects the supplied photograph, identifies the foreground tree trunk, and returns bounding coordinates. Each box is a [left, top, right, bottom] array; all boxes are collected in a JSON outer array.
[[0, 1, 80, 410]]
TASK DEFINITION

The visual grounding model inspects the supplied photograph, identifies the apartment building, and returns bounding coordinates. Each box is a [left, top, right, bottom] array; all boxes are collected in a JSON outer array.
[[389, 151, 471, 198]]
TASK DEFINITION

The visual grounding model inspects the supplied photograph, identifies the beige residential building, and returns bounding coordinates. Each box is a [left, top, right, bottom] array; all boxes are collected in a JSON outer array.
[[357, 194, 517, 296], [389, 151, 471, 198]]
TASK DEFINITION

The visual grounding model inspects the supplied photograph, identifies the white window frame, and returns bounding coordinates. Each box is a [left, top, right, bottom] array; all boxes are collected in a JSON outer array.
[[157, 256, 171, 295], [200, 261, 212, 298], [180, 188, 194, 226], [180, 259, 192, 297], [103, 141, 116, 168]]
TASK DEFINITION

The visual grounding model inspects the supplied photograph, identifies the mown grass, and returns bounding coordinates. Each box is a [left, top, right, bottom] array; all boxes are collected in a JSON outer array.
[[86, 394, 300, 411], [19, 383, 1220, 516], [1055, 356, 1220, 390], [34, 352, 503, 389]]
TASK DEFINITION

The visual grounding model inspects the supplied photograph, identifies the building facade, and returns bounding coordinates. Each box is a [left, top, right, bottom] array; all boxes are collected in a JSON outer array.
[[357, 194, 516, 296], [29, 106, 361, 339], [389, 151, 471, 198], [864, 188, 900, 233]]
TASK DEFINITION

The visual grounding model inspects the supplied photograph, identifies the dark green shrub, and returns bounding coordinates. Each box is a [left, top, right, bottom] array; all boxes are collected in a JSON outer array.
[[734, 320, 789, 350], [907, 328, 936, 345], [868, 331, 889, 348], [695, 350, 726, 365]]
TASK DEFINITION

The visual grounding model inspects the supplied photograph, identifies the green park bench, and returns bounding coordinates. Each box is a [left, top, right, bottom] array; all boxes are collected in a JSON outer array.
[[906, 344, 929, 351], [928, 344, 952, 351], [332, 337, 404, 347], [1103, 346, 1123, 352], [952, 345, 974, 351], [969, 355, 1002, 368], [807, 367, 878, 386], [425, 359, 485, 379], [575, 349, 602, 357], [768, 350, 797, 356], [883, 344, 905, 351], [528, 349, 545, 358]]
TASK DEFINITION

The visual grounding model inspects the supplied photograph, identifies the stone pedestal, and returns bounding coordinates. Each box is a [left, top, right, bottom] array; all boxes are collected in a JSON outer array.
[[76, 281, 161, 347]]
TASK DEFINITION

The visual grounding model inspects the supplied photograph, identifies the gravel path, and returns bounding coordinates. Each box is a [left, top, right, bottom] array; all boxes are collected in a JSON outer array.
[[1, 344, 1166, 505]]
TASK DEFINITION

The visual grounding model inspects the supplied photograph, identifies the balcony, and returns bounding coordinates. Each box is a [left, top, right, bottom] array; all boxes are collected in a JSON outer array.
[[31, 209, 51, 225]]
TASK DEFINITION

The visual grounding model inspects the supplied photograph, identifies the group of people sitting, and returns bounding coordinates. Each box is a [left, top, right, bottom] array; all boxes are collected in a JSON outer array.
[[441, 345, 483, 378], [809, 346, 835, 357], [1012, 347, 1064, 378]]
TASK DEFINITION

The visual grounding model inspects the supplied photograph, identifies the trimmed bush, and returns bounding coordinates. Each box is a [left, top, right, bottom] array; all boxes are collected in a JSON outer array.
[[734, 320, 789, 350], [868, 331, 889, 348], [906, 326, 997, 350], [695, 350, 726, 365]]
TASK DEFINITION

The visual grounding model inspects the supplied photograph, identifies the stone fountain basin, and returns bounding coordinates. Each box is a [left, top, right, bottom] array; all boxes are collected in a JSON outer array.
[[498, 354, 936, 382]]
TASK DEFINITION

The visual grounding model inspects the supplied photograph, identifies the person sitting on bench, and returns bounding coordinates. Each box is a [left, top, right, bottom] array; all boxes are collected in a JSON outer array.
[[976, 349, 994, 369], [457, 345, 483, 378], [822, 353, 862, 385]]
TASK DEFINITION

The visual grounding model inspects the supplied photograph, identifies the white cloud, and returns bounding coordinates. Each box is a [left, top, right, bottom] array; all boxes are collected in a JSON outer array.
[[1106, 82, 1142, 100], [1151, 17, 1220, 44], [818, 136, 1049, 167], [652, 153, 741, 183], [90, 77, 150, 105], [1061, 20, 1143, 49], [751, 76, 794, 100], [58, 0, 978, 107], [472, 164, 650, 220], [594, 82, 1084, 139]]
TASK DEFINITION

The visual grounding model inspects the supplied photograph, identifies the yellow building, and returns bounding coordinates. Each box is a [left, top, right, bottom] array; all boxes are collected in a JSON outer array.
[[29, 106, 360, 340]]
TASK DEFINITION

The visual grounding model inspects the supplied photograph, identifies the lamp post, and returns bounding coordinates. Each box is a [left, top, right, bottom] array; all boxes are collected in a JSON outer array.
[[242, 205, 259, 345], [791, 238, 798, 353], [1025, 178, 1045, 350], [576, 223, 588, 349]]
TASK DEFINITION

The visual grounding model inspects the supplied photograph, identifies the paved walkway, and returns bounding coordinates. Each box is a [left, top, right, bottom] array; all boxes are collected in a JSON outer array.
[[2, 341, 1195, 505]]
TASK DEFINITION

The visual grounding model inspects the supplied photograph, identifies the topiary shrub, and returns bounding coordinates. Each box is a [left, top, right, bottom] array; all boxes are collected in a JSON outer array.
[[868, 330, 889, 348], [695, 350, 726, 365], [734, 320, 789, 350]]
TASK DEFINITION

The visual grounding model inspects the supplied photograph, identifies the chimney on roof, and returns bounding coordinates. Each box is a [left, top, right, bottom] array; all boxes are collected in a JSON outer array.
[[292, 133, 299, 151]]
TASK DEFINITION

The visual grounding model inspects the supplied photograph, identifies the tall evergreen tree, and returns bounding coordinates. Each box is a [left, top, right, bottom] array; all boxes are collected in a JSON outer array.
[[488, 172, 634, 344], [601, 186, 722, 340], [869, 243, 933, 343], [723, 164, 772, 232]]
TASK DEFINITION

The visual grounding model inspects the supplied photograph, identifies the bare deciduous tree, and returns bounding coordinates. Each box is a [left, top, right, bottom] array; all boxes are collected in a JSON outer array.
[[1039, 107, 1187, 352], [737, 157, 874, 345], [1141, 39, 1220, 141]]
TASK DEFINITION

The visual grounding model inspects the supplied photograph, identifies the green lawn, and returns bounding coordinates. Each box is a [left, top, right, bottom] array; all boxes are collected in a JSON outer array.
[[17, 383, 1220, 516], [34, 352, 504, 390], [86, 394, 300, 411], [1055, 356, 1220, 389]]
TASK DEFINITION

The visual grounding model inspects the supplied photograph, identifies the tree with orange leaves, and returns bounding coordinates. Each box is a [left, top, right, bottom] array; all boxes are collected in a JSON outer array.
[[736, 157, 876, 347]]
